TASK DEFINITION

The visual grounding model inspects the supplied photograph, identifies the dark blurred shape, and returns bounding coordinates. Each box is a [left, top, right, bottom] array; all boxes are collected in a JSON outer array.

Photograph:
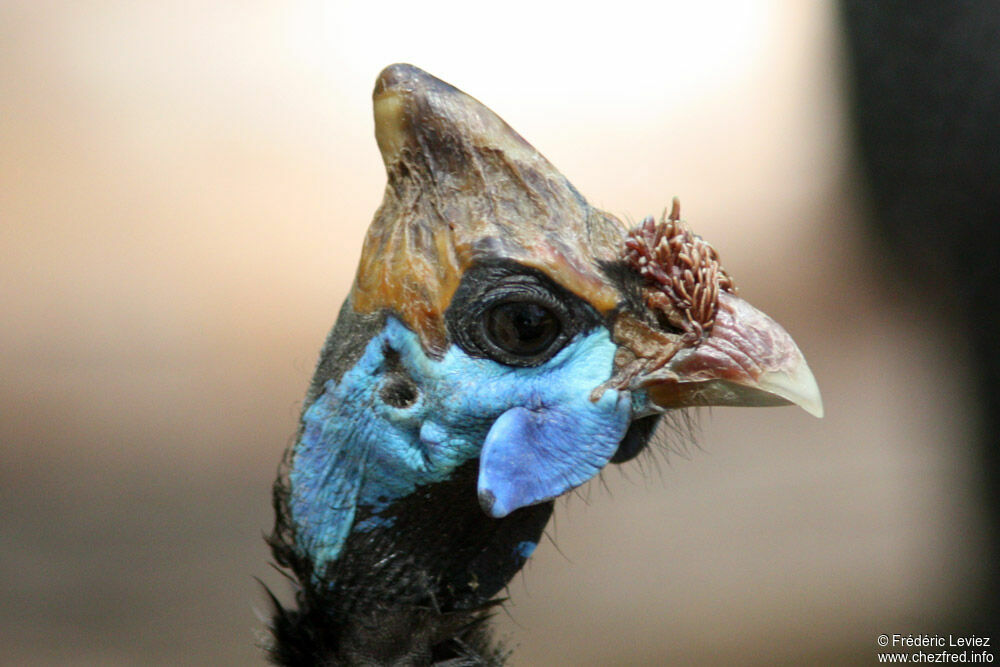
[[840, 1, 1000, 632]]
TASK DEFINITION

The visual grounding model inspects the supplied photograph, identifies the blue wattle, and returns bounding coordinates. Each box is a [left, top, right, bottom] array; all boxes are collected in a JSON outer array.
[[477, 393, 629, 518], [289, 316, 629, 577]]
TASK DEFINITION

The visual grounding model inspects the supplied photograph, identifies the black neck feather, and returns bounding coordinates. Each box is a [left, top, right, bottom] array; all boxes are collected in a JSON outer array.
[[266, 459, 552, 666]]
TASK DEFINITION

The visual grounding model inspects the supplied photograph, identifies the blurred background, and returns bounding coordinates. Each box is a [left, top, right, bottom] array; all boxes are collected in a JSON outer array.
[[3, 1, 995, 664]]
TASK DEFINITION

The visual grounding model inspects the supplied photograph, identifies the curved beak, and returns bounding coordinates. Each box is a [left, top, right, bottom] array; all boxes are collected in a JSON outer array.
[[625, 292, 824, 418]]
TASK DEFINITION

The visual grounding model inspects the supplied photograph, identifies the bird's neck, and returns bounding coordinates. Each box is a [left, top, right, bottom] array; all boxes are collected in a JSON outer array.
[[328, 458, 552, 611], [269, 458, 552, 665]]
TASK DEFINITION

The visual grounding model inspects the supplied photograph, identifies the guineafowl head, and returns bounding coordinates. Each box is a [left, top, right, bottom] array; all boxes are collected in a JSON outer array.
[[266, 64, 821, 666]]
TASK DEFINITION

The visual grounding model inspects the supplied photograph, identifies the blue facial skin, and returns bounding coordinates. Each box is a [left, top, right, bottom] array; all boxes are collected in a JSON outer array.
[[289, 316, 633, 576]]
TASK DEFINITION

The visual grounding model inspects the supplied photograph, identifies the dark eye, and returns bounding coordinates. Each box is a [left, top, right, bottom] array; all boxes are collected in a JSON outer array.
[[485, 301, 561, 358], [445, 261, 602, 368]]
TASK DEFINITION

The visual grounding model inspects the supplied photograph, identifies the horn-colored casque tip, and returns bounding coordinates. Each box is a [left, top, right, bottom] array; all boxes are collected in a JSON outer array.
[[372, 63, 541, 174]]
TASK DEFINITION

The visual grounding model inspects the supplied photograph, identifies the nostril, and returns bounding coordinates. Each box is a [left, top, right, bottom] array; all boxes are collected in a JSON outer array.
[[381, 377, 418, 408]]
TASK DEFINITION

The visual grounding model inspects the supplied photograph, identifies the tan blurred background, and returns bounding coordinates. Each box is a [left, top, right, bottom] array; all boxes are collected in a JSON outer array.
[[2, 1, 989, 664]]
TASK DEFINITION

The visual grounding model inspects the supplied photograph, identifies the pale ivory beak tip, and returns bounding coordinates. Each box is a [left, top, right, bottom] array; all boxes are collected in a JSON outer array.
[[757, 359, 824, 418]]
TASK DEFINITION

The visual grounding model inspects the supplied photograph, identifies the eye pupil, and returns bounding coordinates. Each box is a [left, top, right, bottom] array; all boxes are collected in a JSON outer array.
[[485, 301, 560, 357]]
